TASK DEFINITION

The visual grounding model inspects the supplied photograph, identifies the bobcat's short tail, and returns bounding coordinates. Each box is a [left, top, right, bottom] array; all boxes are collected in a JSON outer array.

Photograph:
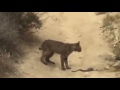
[[39, 47, 42, 50]]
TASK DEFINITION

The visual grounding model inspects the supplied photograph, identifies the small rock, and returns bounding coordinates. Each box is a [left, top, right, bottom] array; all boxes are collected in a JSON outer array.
[[104, 65, 110, 70], [113, 61, 120, 67], [84, 72, 90, 77], [79, 35, 82, 37]]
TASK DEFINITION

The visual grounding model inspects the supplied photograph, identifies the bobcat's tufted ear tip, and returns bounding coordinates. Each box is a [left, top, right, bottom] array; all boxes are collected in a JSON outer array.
[[78, 41, 80, 44]]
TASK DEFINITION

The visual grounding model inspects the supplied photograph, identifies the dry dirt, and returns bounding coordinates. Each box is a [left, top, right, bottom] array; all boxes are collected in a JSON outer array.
[[16, 12, 117, 78]]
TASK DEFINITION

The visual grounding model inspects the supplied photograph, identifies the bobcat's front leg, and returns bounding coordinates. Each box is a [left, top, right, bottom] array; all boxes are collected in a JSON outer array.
[[60, 55, 66, 70], [64, 57, 71, 69]]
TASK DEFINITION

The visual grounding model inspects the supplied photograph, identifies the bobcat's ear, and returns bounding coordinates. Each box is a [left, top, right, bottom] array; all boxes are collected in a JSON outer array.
[[78, 41, 80, 44]]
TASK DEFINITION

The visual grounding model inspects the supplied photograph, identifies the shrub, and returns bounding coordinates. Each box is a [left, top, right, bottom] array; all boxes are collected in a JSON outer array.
[[100, 12, 120, 63], [0, 12, 42, 77]]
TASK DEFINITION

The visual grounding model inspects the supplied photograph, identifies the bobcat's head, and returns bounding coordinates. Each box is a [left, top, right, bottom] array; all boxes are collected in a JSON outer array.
[[74, 41, 82, 52]]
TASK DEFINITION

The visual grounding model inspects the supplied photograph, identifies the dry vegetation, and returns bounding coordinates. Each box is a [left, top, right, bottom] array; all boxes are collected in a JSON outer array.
[[100, 12, 120, 72], [0, 12, 42, 78], [95, 12, 107, 15]]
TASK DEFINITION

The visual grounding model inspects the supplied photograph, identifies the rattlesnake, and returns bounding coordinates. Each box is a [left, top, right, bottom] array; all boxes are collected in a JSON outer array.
[[72, 68, 97, 72]]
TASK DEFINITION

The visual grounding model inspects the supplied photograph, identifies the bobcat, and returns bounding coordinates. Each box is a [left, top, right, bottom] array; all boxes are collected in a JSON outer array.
[[39, 39, 82, 70]]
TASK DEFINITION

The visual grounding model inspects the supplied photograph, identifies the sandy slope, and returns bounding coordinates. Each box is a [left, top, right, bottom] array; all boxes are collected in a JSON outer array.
[[17, 12, 116, 78]]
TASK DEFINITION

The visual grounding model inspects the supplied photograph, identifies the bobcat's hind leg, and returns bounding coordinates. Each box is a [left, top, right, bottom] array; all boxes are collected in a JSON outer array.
[[40, 51, 50, 65], [46, 52, 55, 64]]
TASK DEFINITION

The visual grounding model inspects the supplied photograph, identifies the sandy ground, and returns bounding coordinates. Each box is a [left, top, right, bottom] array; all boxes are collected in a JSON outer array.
[[16, 12, 116, 78]]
